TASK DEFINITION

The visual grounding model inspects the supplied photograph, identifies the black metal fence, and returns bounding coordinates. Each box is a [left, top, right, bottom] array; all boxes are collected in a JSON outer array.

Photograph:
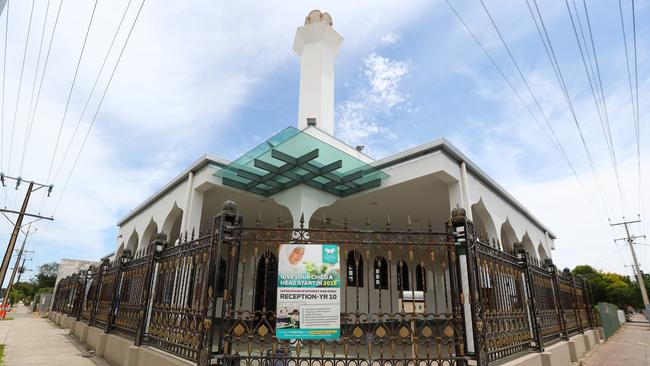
[[51, 202, 597, 366]]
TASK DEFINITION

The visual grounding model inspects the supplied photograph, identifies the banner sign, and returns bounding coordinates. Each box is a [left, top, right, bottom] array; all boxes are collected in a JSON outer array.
[[276, 243, 340, 340]]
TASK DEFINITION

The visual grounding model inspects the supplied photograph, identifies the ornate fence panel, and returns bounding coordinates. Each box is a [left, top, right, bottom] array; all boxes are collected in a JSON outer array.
[[81, 267, 101, 322], [527, 261, 562, 345], [53, 274, 80, 315], [147, 233, 215, 362], [556, 272, 579, 336], [213, 212, 468, 366], [574, 278, 592, 330], [112, 246, 155, 341], [93, 262, 121, 328], [473, 240, 531, 362]]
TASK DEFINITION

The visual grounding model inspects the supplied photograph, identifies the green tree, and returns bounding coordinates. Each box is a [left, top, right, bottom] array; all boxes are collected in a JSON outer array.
[[33, 262, 58, 289], [572, 265, 640, 308]]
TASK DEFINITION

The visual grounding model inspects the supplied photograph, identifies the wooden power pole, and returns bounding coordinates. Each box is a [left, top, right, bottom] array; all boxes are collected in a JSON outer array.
[[0, 175, 53, 311], [610, 217, 649, 308]]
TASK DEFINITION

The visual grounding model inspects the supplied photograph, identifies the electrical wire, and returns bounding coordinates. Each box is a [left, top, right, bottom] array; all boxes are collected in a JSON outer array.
[[18, 0, 51, 177], [6, 0, 35, 175], [36, 0, 146, 249], [43, 0, 97, 189], [526, 0, 613, 218], [580, 0, 626, 216], [632, 0, 643, 221], [38, 0, 97, 215], [52, 0, 134, 184], [0, 0, 8, 175], [563, 0, 627, 219], [445, 0, 608, 221], [19, 0, 64, 177]]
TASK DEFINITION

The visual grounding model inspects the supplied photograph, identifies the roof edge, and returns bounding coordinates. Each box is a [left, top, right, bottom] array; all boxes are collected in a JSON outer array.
[[372, 138, 557, 239], [116, 154, 230, 226]]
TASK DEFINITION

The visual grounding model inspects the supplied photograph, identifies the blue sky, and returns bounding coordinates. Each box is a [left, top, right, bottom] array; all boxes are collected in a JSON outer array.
[[0, 0, 648, 282]]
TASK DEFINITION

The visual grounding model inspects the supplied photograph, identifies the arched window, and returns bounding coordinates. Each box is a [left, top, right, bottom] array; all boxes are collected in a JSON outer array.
[[374, 256, 388, 289], [254, 252, 278, 312], [396, 260, 410, 291], [416, 264, 426, 292], [346, 250, 364, 287]]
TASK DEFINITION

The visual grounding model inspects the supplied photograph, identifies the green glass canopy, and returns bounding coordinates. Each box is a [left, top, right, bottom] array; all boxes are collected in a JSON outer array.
[[214, 127, 388, 197]]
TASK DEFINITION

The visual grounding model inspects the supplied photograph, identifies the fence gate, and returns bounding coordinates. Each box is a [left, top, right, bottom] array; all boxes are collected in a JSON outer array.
[[211, 207, 469, 366]]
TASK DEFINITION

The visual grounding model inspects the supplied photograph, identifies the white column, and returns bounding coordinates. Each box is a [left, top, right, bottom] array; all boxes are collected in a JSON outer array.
[[272, 185, 337, 228], [186, 190, 204, 237], [452, 164, 475, 353], [460, 162, 472, 219], [293, 10, 343, 134], [179, 172, 194, 238]]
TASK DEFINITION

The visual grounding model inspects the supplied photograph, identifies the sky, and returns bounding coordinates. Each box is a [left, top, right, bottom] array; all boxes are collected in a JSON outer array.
[[0, 0, 648, 283]]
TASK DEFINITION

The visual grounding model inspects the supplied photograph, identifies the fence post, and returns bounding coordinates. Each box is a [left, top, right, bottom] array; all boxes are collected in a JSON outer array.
[[106, 249, 132, 333], [449, 206, 486, 366], [446, 219, 468, 364], [135, 234, 166, 346], [515, 243, 544, 352], [547, 260, 568, 340], [89, 259, 109, 326], [564, 268, 583, 334], [199, 200, 241, 366]]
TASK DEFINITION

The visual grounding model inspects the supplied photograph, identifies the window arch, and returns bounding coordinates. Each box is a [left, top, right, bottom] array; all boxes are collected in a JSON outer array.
[[374, 256, 388, 290], [346, 250, 364, 287], [396, 260, 410, 291], [416, 264, 426, 291], [254, 252, 278, 312]]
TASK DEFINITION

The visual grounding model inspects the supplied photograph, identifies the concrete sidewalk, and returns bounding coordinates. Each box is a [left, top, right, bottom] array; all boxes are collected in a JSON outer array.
[[581, 313, 650, 366], [0, 305, 110, 365]]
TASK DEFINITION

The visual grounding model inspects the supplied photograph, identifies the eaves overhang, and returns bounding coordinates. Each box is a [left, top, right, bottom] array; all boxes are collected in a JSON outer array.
[[372, 138, 557, 240], [116, 154, 230, 226], [213, 127, 388, 197]]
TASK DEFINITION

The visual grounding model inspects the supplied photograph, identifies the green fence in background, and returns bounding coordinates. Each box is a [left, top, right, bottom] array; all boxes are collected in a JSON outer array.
[[597, 302, 622, 340]]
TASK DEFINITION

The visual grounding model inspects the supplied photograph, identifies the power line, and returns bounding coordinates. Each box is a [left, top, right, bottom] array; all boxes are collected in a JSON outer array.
[[18, 0, 63, 178], [18, 0, 51, 177], [579, 0, 626, 216], [1, 0, 8, 175], [444, 0, 608, 221], [563, 0, 627, 219], [43, 0, 97, 193], [526, 0, 613, 218], [6, 0, 35, 175], [53, 0, 134, 184], [37, 0, 146, 247], [631, 0, 643, 221]]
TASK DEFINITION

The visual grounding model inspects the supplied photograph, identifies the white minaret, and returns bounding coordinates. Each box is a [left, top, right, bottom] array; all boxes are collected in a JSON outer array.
[[293, 10, 343, 135]]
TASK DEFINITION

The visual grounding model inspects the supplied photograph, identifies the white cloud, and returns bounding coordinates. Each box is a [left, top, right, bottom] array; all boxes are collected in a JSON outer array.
[[336, 52, 410, 154], [379, 31, 400, 46], [0, 0, 432, 275]]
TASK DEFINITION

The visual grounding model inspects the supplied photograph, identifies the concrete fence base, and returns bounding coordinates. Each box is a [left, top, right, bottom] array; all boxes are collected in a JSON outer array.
[[49, 312, 191, 366], [49, 312, 604, 366], [474, 328, 604, 366]]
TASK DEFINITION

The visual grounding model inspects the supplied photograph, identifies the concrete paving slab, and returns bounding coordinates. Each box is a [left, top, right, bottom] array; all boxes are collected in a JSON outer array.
[[582, 313, 650, 366], [0, 305, 111, 365]]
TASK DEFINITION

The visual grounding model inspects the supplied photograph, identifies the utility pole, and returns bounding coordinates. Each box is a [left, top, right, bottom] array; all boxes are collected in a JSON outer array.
[[15, 256, 32, 284], [610, 217, 649, 308], [0, 174, 53, 313], [2, 224, 35, 318]]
